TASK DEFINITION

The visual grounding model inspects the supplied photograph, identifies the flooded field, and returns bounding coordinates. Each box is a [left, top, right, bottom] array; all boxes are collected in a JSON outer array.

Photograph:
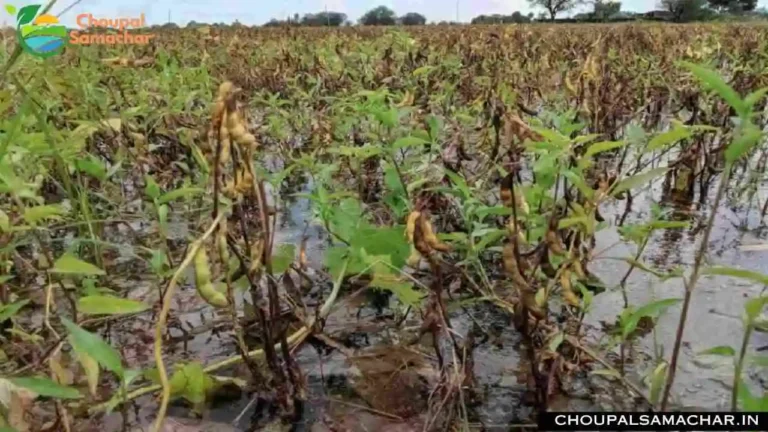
[[1, 23, 767, 432]]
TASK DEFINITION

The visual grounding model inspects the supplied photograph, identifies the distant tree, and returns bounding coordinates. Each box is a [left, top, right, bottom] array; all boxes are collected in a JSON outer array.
[[301, 11, 347, 26], [528, 0, 583, 20], [359, 6, 397, 25], [471, 12, 532, 23], [186, 20, 204, 28], [400, 12, 427, 25], [593, 0, 622, 19], [660, 0, 710, 21], [707, 0, 756, 12]]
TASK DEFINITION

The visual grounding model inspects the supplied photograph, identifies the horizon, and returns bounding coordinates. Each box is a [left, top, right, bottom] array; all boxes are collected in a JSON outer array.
[[2, 0, 766, 28]]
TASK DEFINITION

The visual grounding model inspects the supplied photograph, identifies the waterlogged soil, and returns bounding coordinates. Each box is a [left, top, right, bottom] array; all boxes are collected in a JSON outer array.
[[91, 162, 768, 432]]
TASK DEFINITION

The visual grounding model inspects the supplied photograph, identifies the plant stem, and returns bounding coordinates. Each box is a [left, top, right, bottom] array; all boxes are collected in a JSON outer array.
[[151, 212, 225, 432], [660, 166, 731, 410], [93, 255, 350, 415], [732, 323, 753, 411]]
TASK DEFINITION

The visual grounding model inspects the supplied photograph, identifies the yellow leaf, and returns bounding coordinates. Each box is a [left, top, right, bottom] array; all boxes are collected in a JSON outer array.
[[76, 350, 100, 397]]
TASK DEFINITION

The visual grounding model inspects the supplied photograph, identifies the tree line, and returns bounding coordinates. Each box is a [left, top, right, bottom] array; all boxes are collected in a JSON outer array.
[[197, 0, 766, 28], [262, 7, 428, 27]]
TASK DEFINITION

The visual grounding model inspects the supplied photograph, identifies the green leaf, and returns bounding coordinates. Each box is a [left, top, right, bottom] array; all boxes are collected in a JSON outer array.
[[548, 332, 564, 352], [369, 271, 423, 307], [590, 369, 621, 378], [680, 61, 746, 118], [611, 167, 669, 197], [725, 125, 762, 164], [619, 257, 670, 279], [748, 355, 768, 367], [165, 362, 214, 404], [144, 175, 160, 200], [50, 254, 105, 276], [157, 187, 205, 204], [744, 297, 767, 323], [374, 107, 399, 128], [157, 204, 169, 236], [0, 209, 9, 232], [698, 345, 735, 357], [744, 87, 768, 109], [647, 220, 690, 230], [23, 204, 66, 225], [737, 378, 768, 411], [413, 65, 434, 77], [351, 226, 411, 269], [621, 298, 681, 339], [5, 4, 16, 15], [474, 228, 507, 251], [325, 246, 365, 280], [426, 115, 441, 141], [16, 4, 40, 26], [78, 295, 149, 315], [392, 136, 428, 150], [701, 266, 768, 286], [271, 244, 296, 274], [75, 157, 107, 181], [583, 140, 625, 159], [10, 377, 81, 399], [646, 126, 691, 152], [563, 170, 594, 199], [0, 300, 29, 324], [649, 362, 668, 406], [475, 206, 513, 220], [443, 169, 470, 199], [328, 197, 365, 243], [61, 317, 123, 377], [755, 317, 768, 333], [149, 249, 169, 275]]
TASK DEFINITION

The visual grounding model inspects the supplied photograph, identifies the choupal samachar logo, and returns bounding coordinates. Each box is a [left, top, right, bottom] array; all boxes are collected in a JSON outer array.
[[5, 3, 67, 58]]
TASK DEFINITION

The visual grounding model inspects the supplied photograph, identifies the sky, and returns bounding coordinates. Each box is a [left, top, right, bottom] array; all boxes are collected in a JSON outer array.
[[3, 0, 768, 27]]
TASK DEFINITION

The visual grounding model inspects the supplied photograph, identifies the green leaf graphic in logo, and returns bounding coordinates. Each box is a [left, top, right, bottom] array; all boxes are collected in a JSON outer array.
[[14, 4, 67, 58], [16, 4, 40, 25], [4, 4, 16, 15]]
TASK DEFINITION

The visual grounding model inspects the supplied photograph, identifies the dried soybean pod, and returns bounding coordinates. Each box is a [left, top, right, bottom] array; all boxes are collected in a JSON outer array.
[[405, 211, 421, 243], [540, 247, 557, 279], [413, 217, 432, 258], [572, 259, 587, 279], [560, 269, 580, 307], [420, 215, 451, 252], [500, 173, 514, 208], [503, 242, 529, 290], [406, 245, 422, 268], [217, 220, 229, 271], [503, 242, 545, 319], [219, 115, 231, 166], [546, 230, 566, 256], [249, 238, 264, 277], [194, 247, 229, 308]]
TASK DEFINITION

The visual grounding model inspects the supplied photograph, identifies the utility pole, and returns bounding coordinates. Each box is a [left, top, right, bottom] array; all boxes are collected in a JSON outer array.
[[167, 9, 171, 24], [455, 0, 459, 22]]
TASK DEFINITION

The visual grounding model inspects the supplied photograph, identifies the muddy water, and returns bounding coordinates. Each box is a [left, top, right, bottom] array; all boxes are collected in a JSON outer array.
[[587, 175, 768, 411], [104, 164, 767, 431]]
